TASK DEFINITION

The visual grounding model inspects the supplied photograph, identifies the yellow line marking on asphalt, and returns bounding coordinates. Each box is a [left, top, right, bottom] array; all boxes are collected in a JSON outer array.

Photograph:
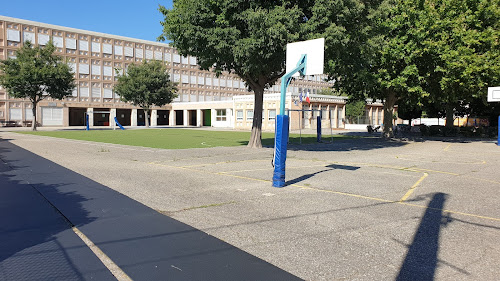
[[218, 163, 332, 174], [405, 167, 459, 176], [444, 144, 452, 151], [296, 185, 395, 203], [398, 202, 500, 222], [72, 227, 133, 281], [295, 185, 500, 222], [180, 159, 268, 168], [468, 176, 500, 186], [396, 155, 485, 165], [399, 173, 429, 202], [148, 162, 500, 222]]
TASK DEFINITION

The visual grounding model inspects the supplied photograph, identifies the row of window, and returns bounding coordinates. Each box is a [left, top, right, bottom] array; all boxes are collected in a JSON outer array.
[[235, 109, 277, 121], [173, 74, 246, 89], [8, 108, 33, 120], [6, 29, 198, 64]]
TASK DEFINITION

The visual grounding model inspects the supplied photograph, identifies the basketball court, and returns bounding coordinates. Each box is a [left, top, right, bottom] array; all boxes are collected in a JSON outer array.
[[2, 131, 499, 280]]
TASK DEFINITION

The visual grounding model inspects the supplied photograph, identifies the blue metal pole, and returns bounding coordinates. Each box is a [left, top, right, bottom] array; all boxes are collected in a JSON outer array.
[[279, 55, 307, 115], [273, 55, 307, 187]]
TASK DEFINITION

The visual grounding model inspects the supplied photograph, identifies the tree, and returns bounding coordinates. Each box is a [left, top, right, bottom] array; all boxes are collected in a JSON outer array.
[[159, 1, 315, 148], [418, 0, 500, 128], [0, 41, 75, 131], [113, 60, 177, 127], [319, 0, 428, 138], [397, 99, 422, 125], [345, 100, 366, 124]]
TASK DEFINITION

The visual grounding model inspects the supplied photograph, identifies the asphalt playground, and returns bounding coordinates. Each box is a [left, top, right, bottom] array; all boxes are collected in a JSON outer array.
[[1, 131, 499, 280]]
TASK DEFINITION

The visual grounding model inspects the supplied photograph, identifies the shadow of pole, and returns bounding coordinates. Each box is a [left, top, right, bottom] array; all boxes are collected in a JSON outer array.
[[396, 193, 450, 281]]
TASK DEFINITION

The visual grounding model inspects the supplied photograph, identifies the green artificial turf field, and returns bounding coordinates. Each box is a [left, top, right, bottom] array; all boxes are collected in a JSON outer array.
[[18, 129, 352, 149]]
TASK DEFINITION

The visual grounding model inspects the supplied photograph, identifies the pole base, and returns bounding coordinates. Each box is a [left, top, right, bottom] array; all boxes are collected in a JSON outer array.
[[272, 115, 289, 188]]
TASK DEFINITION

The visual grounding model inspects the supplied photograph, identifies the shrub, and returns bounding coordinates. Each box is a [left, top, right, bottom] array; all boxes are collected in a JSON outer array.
[[429, 125, 443, 136], [442, 126, 459, 137], [487, 127, 498, 138], [419, 124, 429, 136]]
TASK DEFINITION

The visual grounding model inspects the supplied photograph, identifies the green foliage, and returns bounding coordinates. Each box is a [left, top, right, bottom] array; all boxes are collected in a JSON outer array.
[[317, 88, 337, 96], [159, 1, 307, 84], [0, 41, 75, 130], [397, 99, 422, 121], [319, 0, 427, 137], [321, 0, 499, 135], [345, 100, 366, 122], [114, 60, 177, 127], [419, 0, 500, 126], [158, 1, 318, 147]]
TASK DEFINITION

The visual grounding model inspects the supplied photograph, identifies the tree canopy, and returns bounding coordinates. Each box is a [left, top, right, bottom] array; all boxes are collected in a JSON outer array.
[[0, 41, 75, 130], [418, 0, 500, 127], [323, 0, 499, 134], [159, 0, 318, 148], [159, 0, 499, 140], [113, 60, 177, 127]]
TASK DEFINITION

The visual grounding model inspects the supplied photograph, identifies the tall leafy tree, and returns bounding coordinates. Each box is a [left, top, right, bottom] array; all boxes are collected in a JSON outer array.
[[320, 0, 428, 137], [345, 100, 367, 124], [114, 60, 177, 127], [419, 0, 500, 127], [159, 1, 314, 148], [0, 41, 75, 131]]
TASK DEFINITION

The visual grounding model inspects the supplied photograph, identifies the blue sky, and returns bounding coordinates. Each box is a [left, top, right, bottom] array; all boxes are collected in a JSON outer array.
[[1, 0, 174, 42]]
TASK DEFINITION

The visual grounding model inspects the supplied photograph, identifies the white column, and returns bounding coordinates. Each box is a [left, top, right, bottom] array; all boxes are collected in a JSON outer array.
[[196, 109, 202, 127], [326, 105, 330, 128], [183, 109, 188, 126], [226, 108, 233, 128], [211, 109, 216, 127], [87, 108, 94, 128], [131, 109, 137, 127], [334, 105, 338, 128], [110, 108, 116, 128], [169, 110, 176, 126], [151, 109, 158, 127], [341, 105, 346, 128]]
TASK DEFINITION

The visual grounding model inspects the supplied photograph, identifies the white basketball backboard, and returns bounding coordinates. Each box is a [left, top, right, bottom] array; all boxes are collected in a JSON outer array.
[[286, 38, 324, 77], [488, 87, 500, 102]]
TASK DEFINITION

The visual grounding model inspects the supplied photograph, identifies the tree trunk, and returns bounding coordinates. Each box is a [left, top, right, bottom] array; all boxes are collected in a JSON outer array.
[[248, 86, 264, 148], [445, 104, 454, 128], [31, 101, 38, 131], [144, 108, 150, 128], [383, 90, 397, 138]]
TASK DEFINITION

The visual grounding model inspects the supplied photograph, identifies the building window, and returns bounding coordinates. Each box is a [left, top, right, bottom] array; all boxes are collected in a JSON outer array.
[[216, 109, 227, 121], [246, 110, 254, 121], [322, 108, 328, 119], [9, 108, 22, 120], [236, 110, 243, 121], [268, 109, 276, 121]]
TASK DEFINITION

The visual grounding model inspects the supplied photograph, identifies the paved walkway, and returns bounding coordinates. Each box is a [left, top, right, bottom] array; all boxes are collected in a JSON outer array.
[[2, 131, 499, 280], [0, 137, 300, 280]]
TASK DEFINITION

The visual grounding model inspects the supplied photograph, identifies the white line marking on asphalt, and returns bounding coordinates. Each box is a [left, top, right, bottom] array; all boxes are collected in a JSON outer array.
[[72, 227, 133, 281]]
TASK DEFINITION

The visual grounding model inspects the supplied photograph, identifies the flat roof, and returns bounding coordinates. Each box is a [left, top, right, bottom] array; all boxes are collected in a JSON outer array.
[[0, 15, 171, 48]]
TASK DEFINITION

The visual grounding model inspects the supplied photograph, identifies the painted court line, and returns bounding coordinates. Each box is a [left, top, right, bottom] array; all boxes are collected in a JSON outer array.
[[149, 162, 500, 222], [72, 227, 132, 281], [399, 173, 429, 202], [396, 155, 486, 165]]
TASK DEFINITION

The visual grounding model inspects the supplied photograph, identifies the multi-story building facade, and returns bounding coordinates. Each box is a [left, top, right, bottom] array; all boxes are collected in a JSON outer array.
[[1, 16, 386, 130]]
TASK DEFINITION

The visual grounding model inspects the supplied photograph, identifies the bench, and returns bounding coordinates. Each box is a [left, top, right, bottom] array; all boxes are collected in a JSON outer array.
[[0, 120, 20, 127]]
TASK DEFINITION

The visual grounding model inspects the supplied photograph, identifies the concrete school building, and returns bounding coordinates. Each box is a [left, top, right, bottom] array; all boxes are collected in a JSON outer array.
[[0, 15, 340, 129]]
